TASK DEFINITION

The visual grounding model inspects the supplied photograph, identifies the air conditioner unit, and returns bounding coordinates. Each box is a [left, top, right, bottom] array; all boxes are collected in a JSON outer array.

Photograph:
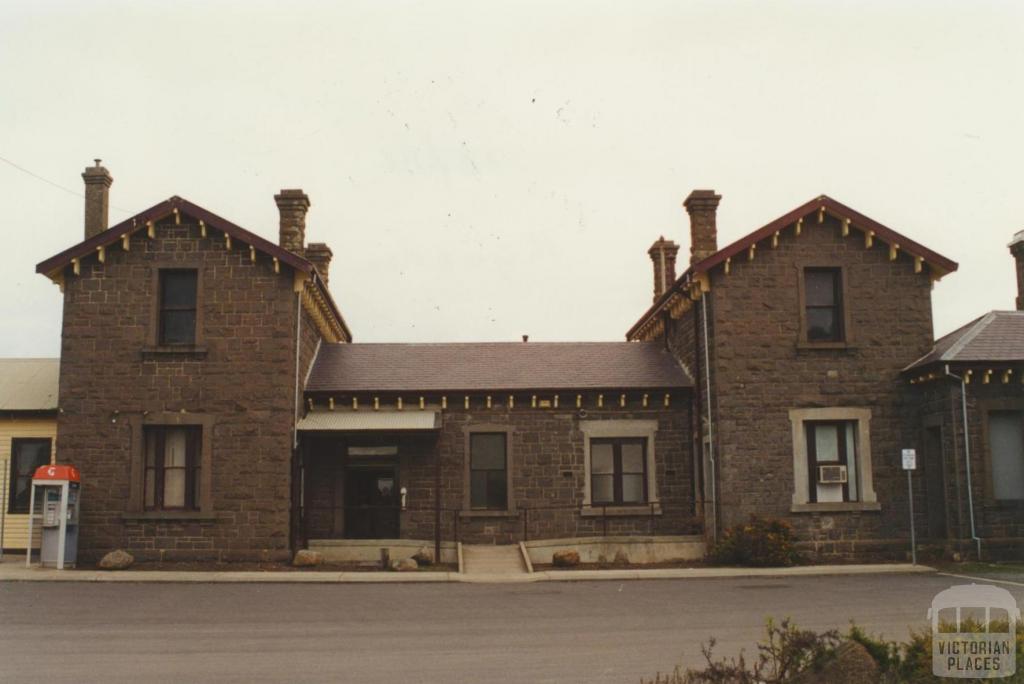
[[818, 464, 848, 484]]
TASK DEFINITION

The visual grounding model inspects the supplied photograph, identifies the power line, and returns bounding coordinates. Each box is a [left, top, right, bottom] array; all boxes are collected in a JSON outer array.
[[0, 154, 131, 214]]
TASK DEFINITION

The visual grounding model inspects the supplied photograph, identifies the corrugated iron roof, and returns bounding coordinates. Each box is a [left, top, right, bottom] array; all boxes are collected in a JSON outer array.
[[0, 358, 60, 411], [905, 311, 1024, 370], [297, 410, 441, 431], [305, 342, 693, 393]]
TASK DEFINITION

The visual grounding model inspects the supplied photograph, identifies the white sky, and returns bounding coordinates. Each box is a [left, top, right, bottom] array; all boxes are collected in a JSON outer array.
[[3, 0, 1023, 357]]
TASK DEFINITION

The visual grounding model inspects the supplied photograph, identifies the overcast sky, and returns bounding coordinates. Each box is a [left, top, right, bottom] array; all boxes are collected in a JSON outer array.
[[3, 1, 1022, 357]]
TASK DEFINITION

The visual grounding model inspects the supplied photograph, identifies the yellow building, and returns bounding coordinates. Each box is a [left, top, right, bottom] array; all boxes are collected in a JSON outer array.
[[0, 358, 59, 553]]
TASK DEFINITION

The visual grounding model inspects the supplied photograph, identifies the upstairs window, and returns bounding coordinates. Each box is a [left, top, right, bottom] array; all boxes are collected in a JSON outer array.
[[469, 433, 508, 510], [159, 269, 197, 346], [804, 268, 843, 342]]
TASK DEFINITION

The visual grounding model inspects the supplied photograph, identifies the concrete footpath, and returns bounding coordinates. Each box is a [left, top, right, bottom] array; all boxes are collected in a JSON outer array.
[[0, 558, 934, 584]]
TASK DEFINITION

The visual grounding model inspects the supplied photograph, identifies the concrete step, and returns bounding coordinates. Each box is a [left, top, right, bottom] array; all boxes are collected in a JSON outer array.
[[462, 544, 528, 575]]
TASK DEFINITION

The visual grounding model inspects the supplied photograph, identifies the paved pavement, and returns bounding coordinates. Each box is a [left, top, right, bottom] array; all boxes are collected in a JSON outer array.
[[3, 572, 1021, 683]]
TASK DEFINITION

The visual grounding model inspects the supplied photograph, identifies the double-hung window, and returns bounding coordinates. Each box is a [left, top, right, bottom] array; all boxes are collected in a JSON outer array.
[[805, 421, 858, 503], [144, 426, 201, 510], [803, 268, 844, 342], [159, 269, 198, 346], [469, 433, 507, 510], [8, 438, 52, 514], [988, 410, 1024, 501], [590, 438, 648, 505]]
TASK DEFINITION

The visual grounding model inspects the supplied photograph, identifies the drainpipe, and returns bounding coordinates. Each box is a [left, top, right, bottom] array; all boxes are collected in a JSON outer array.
[[701, 293, 717, 542], [294, 291, 302, 449], [945, 365, 982, 561]]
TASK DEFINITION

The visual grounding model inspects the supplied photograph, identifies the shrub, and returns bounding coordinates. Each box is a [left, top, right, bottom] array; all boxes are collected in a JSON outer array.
[[708, 516, 804, 567]]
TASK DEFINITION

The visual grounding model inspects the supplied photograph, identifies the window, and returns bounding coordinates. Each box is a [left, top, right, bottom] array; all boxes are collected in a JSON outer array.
[[803, 268, 843, 342], [988, 411, 1024, 500], [8, 439, 51, 514], [469, 433, 507, 510], [159, 269, 197, 346], [591, 438, 648, 505], [144, 426, 201, 510], [805, 421, 858, 503], [789, 408, 878, 512]]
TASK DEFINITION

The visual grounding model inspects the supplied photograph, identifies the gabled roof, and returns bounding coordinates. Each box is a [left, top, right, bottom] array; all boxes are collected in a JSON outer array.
[[627, 194, 959, 341], [35, 195, 351, 341], [305, 342, 693, 393], [905, 311, 1024, 371], [0, 358, 59, 411]]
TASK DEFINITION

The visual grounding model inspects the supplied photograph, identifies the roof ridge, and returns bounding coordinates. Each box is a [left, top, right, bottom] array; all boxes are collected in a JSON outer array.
[[942, 311, 998, 361]]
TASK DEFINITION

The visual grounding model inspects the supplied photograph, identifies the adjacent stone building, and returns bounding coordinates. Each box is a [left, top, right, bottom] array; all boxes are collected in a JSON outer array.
[[24, 161, 1023, 563]]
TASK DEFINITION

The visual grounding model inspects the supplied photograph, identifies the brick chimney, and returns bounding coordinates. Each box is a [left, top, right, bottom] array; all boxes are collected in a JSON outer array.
[[305, 242, 333, 287], [82, 159, 113, 239], [1011, 230, 1024, 310], [684, 189, 721, 265], [647, 236, 680, 302], [274, 189, 310, 256]]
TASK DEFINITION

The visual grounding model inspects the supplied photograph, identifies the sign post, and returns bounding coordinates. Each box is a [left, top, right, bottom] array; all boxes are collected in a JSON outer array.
[[902, 448, 917, 565]]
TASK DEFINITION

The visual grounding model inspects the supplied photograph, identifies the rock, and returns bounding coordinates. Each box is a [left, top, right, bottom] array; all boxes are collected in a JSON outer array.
[[552, 550, 580, 567], [391, 557, 419, 572], [793, 640, 879, 684], [292, 549, 322, 567], [98, 549, 134, 570], [613, 550, 630, 566], [412, 548, 433, 566]]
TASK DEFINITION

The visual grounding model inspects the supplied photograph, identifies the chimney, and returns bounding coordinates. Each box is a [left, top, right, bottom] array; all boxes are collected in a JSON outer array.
[[1011, 230, 1024, 311], [305, 242, 333, 287], [647, 236, 680, 302], [275, 189, 310, 256], [684, 189, 721, 265], [82, 159, 113, 239]]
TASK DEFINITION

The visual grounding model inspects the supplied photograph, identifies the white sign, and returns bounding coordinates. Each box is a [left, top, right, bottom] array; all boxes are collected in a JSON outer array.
[[902, 448, 917, 470]]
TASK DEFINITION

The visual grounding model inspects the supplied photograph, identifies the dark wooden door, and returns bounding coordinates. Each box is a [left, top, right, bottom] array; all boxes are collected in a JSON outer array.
[[924, 426, 948, 539], [344, 467, 399, 539]]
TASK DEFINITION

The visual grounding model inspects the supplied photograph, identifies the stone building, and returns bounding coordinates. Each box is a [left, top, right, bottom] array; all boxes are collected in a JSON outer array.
[[25, 162, 1023, 563]]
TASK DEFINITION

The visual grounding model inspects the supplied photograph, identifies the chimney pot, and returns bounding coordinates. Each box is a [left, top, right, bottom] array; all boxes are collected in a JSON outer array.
[[82, 160, 113, 239], [522, 334, 529, 343], [1010, 230, 1024, 311], [684, 189, 721, 265], [647, 236, 680, 302], [305, 242, 333, 288], [275, 189, 310, 256]]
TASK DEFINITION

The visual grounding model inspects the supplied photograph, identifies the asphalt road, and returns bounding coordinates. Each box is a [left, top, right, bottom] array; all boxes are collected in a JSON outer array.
[[1, 573, 1021, 683]]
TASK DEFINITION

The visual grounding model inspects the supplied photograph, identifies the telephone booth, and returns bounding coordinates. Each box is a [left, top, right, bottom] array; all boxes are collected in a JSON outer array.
[[25, 465, 81, 569]]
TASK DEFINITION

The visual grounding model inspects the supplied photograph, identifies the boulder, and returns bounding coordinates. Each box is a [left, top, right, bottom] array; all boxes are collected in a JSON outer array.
[[793, 640, 879, 684], [412, 548, 434, 566], [98, 549, 134, 570], [613, 550, 631, 566], [391, 557, 419, 572], [552, 550, 580, 567], [292, 549, 323, 567]]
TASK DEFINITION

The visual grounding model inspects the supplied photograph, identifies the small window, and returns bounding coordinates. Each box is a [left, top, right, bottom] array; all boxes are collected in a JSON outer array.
[[988, 411, 1024, 500], [806, 421, 858, 503], [469, 433, 507, 510], [159, 269, 197, 346], [804, 268, 843, 342], [144, 426, 201, 510], [8, 439, 52, 514], [591, 438, 648, 505]]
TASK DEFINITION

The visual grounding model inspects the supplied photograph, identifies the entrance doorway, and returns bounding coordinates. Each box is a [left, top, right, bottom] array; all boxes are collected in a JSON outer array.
[[344, 465, 399, 539], [924, 426, 948, 539]]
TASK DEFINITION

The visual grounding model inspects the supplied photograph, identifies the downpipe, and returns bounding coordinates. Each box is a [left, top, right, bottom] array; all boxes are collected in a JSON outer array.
[[945, 365, 982, 561], [702, 294, 717, 542]]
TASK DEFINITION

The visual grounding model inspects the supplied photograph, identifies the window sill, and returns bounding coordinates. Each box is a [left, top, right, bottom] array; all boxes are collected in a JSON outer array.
[[581, 503, 662, 517], [122, 511, 217, 522], [790, 502, 881, 513], [459, 509, 518, 519], [796, 341, 856, 351], [141, 345, 208, 359]]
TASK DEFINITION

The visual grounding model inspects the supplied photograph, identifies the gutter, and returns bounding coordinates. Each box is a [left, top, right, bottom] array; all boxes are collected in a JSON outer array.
[[944, 364, 982, 560]]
